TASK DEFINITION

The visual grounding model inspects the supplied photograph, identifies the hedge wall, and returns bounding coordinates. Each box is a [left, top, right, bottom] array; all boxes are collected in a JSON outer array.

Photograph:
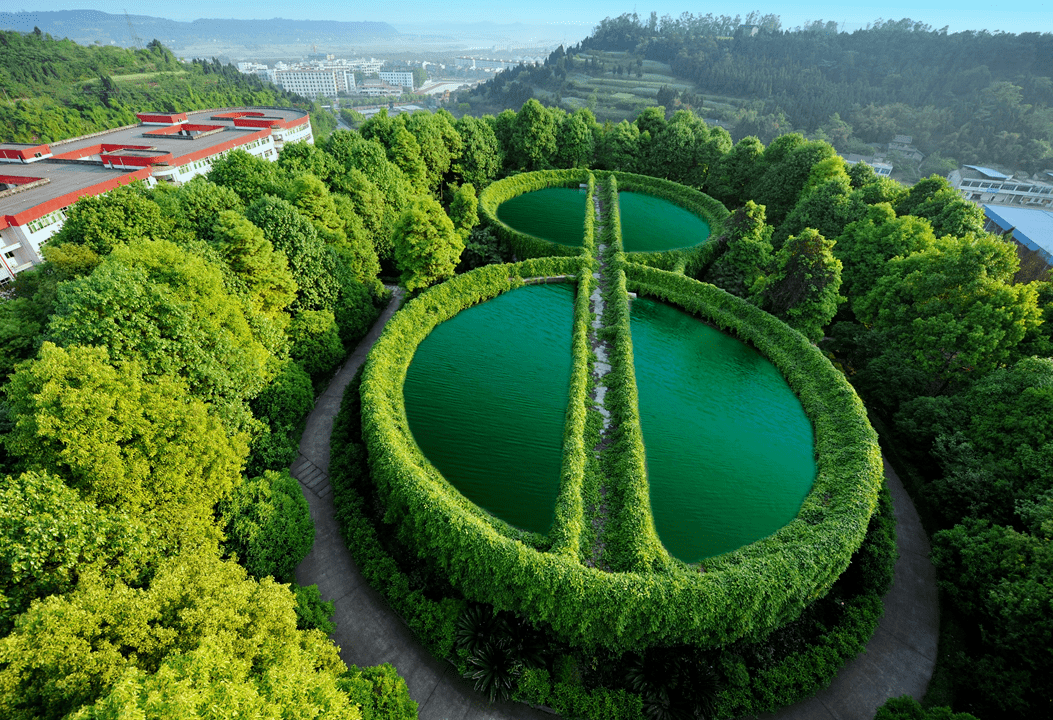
[[477, 169, 592, 259], [594, 170, 730, 272], [360, 251, 883, 652]]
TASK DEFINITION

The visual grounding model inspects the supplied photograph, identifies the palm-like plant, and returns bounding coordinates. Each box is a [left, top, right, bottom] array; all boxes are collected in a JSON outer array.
[[464, 638, 520, 702]]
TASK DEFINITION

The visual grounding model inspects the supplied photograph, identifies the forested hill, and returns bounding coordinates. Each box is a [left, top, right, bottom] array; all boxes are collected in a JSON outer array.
[[464, 13, 1053, 174], [0, 31, 335, 144], [0, 10, 399, 49]]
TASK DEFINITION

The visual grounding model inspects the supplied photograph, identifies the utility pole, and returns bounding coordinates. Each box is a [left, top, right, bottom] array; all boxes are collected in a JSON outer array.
[[124, 10, 143, 51]]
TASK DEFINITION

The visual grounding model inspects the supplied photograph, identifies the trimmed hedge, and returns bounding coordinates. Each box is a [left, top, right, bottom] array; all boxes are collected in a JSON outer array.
[[477, 169, 592, 259], [594, 170, 730, 273], [594, 175, 670, 572], [361, 247, 883, 651], [548, 174, 595, 558]]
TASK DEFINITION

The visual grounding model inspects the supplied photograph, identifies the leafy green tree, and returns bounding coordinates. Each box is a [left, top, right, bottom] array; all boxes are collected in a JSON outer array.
[[634, 105, 666, 139], [874, 696, 979, 720], [289, 310, 345, 387], [166, 177, 244, 244], [454, 114, 503, 188], [702, 201, 773, 298], [4, 343, 247, 545], [931, 516, 1053, 715], [0, 267, 58, 380], [330, 194, 382, 293], [277, 140, 337, 183], [246, 359, 315, 475], [0, 551, 359, 720], [361, 110, 428, 188], [245, 195, 340, 312], [510, 99, 558, 170], [856, 233, 1041, 387], [0, 470, 154, 634], [401, 110, 463, 192], [752, 136, 838, 225], [219, 470, 313, 583], [774, 174, 860, 249], [46, 239, 274, 412], [554, 108, 597, 168], [894, 175, 986, 237], [449, 183, 480, 242], [834, 203, 937, 303], [594, 119, 641, 172], [757, 228, 843, 342], [206, 148, 286, 204], [638, 110, 731, 189], [708, 135, 765, 208], [330, 167, 389, 253], [333, 277, 381, 349], [288, 174, 348, 246], [48, 184, 172, 257], [341, 663, 419, 720], [392, 195, 464, 292], [292, 583, 336, 634], [211, 211, 298, 316]]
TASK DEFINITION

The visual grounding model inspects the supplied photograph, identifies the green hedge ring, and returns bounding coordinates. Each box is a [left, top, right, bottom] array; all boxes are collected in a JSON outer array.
[[363, 178, 882, 652]]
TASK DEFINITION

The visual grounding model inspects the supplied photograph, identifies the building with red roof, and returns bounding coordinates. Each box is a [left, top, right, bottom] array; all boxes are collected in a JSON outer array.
[[0, 106, 313, 283]]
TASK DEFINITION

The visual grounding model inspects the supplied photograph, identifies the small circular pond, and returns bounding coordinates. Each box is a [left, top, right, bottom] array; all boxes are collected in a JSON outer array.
[[403, 283, 575, 535], [618, 192, 711, 252], [630, 297, 815, 562], [496, 188, 588, 247]]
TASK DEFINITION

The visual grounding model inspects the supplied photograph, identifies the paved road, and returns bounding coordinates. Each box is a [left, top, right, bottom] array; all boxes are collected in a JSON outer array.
[[294, 289, 939, 720]]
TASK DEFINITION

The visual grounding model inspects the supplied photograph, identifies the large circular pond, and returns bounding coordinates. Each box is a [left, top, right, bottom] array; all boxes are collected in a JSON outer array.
[[403, 283, 575, 535], [630, 297, 815, 562], [404, 284, 815, 561], [497, 188, 711, 252]]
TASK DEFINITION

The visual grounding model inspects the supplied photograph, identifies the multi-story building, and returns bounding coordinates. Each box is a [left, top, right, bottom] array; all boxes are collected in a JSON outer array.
[[950, 165, 1053, 209], [357, 81, 404, 97], [378, 71, 414, 89], [0, 106, 313, 284], [273, 67, 356, 99]]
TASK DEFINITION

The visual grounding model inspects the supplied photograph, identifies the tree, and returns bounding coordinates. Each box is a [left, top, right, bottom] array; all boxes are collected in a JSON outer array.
[[48, 184, 172, 257], [834, 203, 936, 303], [752, 136, 838, 226], [707, 135, 764, 208], [757, 228, 843, 342], [289, 309, 345, 387], [288, 174, 347, 246], [449, 183, 479, 242], [856, 233, 1041, 386], [874, 696, 979, 720], [400, 110, 463, 192], [509, 99, 558, 170], [211, 211, 298, 316], [774, 174, 860, 250], [453, 115, 502, 189], [0, 551, 361, 720], [0, 470, 153, 634], [46, 239, 274, 412], [554, 109, 597, 168], [361, 110, 428, 188], [206, 148, 285, 203], [392, 195, 464, 292], [594, 119, 641, 172], [4, 343, 247, 546], [276, 141, 337, 183], [166, 177, 244, 244], [219, 470, 314, 583], [342, 663, 419, 720], [702, 201, 772, 298], [244, 195, 340, 312], [894, 175, 986, 237]]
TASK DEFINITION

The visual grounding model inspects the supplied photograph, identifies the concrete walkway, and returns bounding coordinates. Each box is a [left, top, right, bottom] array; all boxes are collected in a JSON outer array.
[[294, 290, 939, 720]]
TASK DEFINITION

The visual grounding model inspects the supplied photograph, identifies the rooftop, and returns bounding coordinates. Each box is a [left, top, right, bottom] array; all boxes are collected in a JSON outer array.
[[0, 107, 308, 225], [964, 165, 1012, 181], [984, 204, 1053, 263]]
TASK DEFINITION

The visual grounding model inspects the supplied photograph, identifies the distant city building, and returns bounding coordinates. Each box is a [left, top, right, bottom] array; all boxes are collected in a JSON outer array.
[[273, 67, 355, 99], [453, 56, 541, 72], [950, 165, 1053, 209], [841, 154, 893, 177], [378, 71, 414, 89], [358, 80, 404, 97], [0, 107, 313, 284]]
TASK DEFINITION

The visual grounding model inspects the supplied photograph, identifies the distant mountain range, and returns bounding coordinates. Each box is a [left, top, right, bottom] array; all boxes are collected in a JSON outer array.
[[0, 10, 399, 49]]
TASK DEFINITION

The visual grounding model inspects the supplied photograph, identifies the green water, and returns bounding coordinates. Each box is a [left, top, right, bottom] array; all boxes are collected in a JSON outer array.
[[497, 188, 588, 247], [630, 298, 815, 562], [618, 192, 711, 252], [403, 284, 575, 535]]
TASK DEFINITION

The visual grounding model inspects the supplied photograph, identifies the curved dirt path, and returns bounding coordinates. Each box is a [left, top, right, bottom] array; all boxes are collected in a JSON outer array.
[[294, 288, 939, 720]]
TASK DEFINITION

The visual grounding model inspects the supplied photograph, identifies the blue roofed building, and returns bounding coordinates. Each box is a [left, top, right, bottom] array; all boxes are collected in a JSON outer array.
[[950, 165, 1053, 209], [983, 204, 1053, 276]]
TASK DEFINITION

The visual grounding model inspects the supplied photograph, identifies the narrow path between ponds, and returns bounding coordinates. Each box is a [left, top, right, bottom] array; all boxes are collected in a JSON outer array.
[[293, 288, 939, 720]]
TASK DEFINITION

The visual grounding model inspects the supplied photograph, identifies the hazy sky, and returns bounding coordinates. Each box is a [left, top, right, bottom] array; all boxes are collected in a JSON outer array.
[[16, 1, 1051, 36]]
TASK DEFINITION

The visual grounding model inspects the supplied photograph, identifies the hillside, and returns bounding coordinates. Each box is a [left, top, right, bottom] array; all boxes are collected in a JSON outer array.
[[460, 13, 1053, 178], [0, 30, 336, 143]]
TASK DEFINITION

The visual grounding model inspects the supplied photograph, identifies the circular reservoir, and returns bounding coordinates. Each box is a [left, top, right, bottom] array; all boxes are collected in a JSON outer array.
[[618, 192, 711, 252], [630, 297, 815, 562], [403, 283, 575, 535], [496, 188, 588, 247]]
